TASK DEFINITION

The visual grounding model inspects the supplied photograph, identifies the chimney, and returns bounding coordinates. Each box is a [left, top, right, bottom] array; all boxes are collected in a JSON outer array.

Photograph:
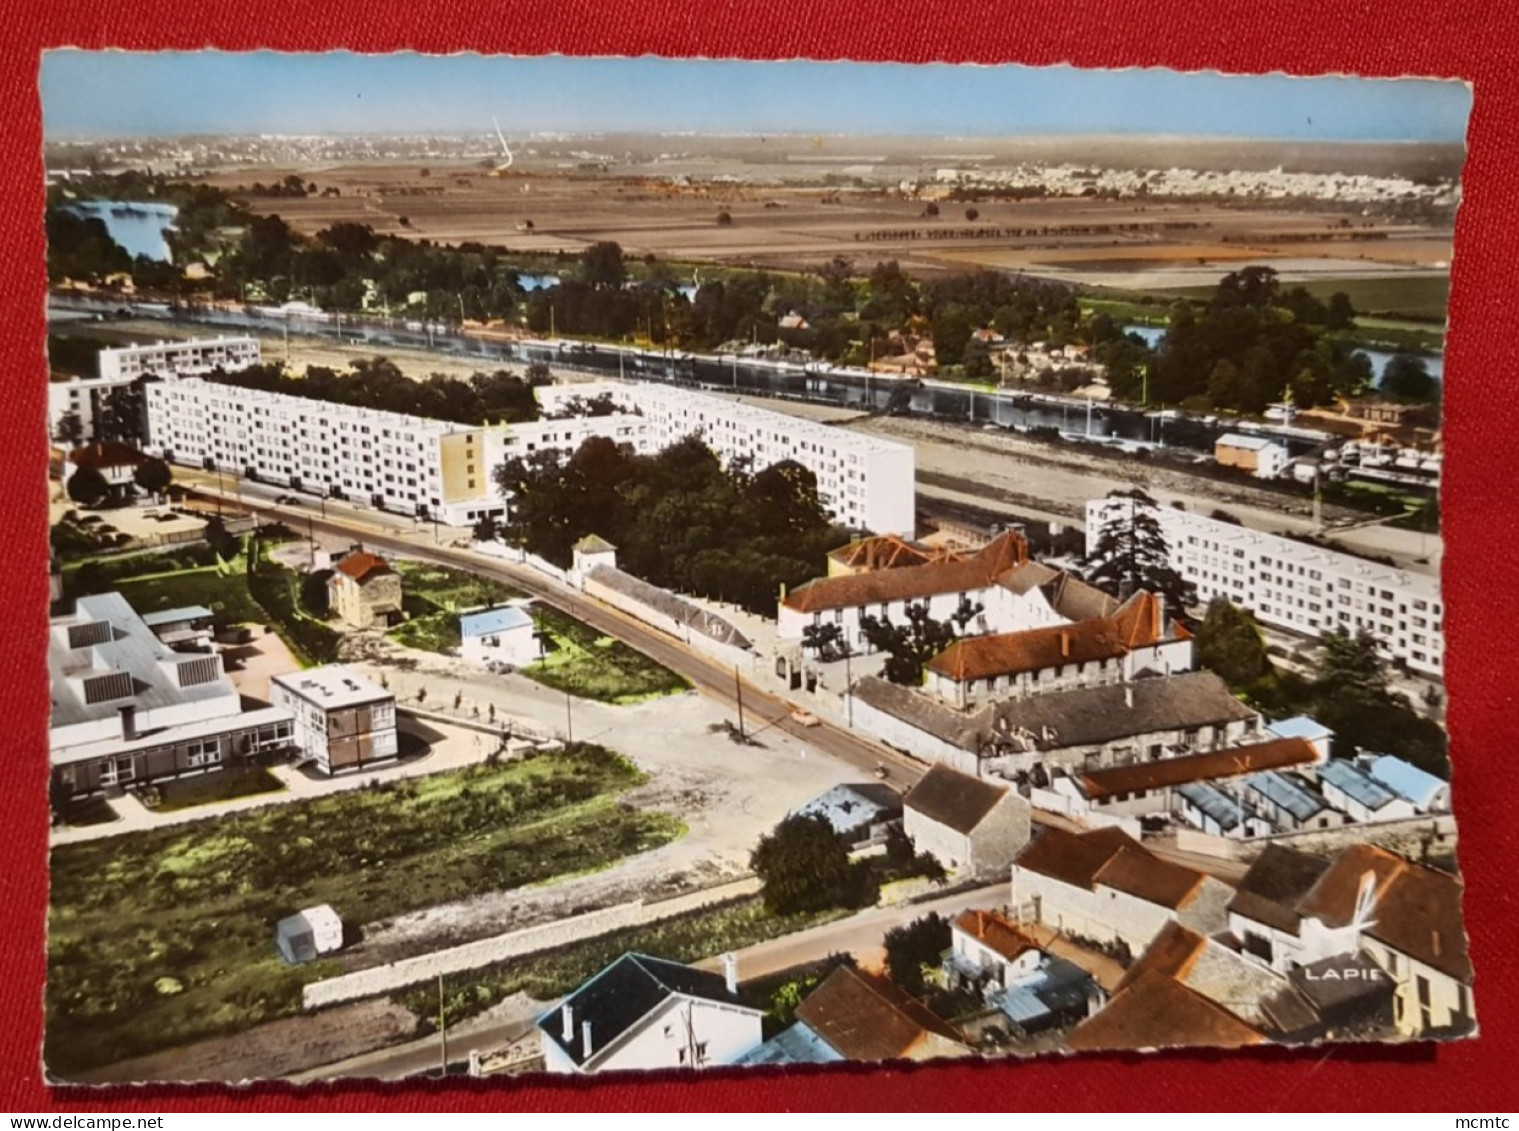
[[1060, 632, 1070, 659], [581, 1020, 594, 1060], [119, 704, 137, 741], [560, 1003, 574, 1043], [722, 952, 738, 995]]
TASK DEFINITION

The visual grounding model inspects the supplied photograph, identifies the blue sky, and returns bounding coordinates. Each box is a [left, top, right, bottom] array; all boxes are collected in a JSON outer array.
[[40, 52, 1472, 142]]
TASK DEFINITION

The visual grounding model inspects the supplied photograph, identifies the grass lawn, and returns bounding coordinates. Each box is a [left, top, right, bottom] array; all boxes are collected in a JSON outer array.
[[113, 564, 268, 627], [520, 605, 691, 704], [386, 562, 526, 656], [397, 897, 844, 1031], [146, 767, 286, 814], [46, 744, 683, 1076]]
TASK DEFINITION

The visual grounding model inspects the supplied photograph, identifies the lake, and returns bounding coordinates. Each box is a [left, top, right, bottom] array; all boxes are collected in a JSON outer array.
[[65, 200, 177, 263]]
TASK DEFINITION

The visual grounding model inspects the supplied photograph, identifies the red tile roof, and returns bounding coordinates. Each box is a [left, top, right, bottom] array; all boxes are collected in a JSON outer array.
[[1013, 826, 1146, 892], [1092, 847, 1207, 911], [1296, 844, 1472, 984], [1075, 737, 1319, 800], [1066, 969, 1265, 1051], [783, 531, 1028, 613], [928, 590, 1165, 683], [333, 551, 393, 584], [795, 966, 966, 1062], [951, 909, 1045, 963]]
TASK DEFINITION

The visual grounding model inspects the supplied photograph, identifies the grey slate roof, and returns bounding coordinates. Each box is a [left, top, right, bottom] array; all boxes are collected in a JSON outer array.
[[851, 670, 1257, 757], [587, 565, 753, 650]]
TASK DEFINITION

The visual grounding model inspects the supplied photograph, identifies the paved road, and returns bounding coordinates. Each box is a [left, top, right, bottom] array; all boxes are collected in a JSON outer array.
[[181, 476, 929, 790]]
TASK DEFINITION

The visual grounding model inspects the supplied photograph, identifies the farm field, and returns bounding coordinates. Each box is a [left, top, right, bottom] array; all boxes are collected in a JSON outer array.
[[45, 744, 684, 1077]]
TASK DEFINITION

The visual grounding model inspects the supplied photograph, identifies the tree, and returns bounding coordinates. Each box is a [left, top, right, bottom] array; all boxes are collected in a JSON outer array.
[[579, 241, 626, 291], [1084, 489, 1197, 621], [473, 513, 500, 543], [1194, 597, 1272, 689], [1325, 291, 1356, 331], [964, 207, 980, 221], [53, 410, 84, 446], [133, 457, 172, 498], [923, 201, 940, 217], [1381, 354, 1438, 402], [860, 598, 982, 685], [883, 913, 952, 995], [751, 814, 858, 914], [715, 209, 733, 227], [801, 620, 850, 662], [66, 466, 109, 508], [1308, 630, 1448, 776]]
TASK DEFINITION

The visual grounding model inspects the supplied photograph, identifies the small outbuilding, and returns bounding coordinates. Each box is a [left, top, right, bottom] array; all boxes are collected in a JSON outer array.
[[275, 904, 344, 965], [460, 605, 539, 668]]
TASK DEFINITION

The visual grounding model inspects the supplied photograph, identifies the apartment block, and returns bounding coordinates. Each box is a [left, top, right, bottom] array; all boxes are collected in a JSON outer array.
[[536, 381, 916, 535], [1084, 497, 1444, 677], [98, 336, 260, 382]]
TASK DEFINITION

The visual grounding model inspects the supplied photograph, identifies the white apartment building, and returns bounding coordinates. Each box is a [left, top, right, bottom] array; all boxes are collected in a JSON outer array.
[[98, 336, 260, 382], [536, 382, 916, 535], [1085, 497, 1444, 677]]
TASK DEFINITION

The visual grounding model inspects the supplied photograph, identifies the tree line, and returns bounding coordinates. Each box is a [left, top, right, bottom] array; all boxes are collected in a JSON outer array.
[[495, 435, 852, 616]]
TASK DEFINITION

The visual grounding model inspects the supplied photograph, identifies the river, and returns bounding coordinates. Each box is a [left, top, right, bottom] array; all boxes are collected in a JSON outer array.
[[64, 200, 178, 263], [1121, 324, 1444, 387]]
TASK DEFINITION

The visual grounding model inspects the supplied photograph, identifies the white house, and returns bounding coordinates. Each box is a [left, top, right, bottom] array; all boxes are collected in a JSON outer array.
[[1010, 826, 1235, 958], [1215, 433, 1289, 479], [460, 605, 539, 668], [274, 905, 344, 965], [538, 953, 763, 1073], [1085, 496, 1444, 676], [902, 764, 1032, 879]]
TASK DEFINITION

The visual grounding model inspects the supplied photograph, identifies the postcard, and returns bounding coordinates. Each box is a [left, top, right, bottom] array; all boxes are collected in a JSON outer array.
[[39, 51, 1471, 1084]]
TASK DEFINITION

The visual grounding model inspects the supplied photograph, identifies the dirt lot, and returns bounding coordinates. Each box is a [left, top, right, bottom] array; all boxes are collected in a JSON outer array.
[[68, 998, 418, 1085]]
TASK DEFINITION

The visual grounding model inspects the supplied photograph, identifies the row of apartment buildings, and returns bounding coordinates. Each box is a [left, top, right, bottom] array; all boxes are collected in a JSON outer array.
[[1085, 496, 1445, 677], [142, 376, 917, 534], [48, 336, 260, 442]]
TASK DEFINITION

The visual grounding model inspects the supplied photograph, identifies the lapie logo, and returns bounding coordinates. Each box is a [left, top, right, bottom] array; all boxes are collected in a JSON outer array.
[[1302, 966, 1389, 982]]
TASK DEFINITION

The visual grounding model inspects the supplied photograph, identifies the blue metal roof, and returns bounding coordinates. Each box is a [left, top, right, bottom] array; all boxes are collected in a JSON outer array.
[[737, 1022, 843, 1066], [140, 605, 214, 626], [792, 783, 897, 837], [1319, 759, 1400, 811], [1177, 781, 1257, 831], [996, 956, 1094, 1025], [459, 606, 533, 637], [1246, 771, 1327, 822], [1267, 715, 1332, 742], [1366, 755, 1447, 808]]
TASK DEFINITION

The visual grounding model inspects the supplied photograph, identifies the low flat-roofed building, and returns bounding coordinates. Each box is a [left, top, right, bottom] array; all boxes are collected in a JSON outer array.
[[270, 664, 397, 775], [140, 604, 216, 652], [1318, 758, 1418, 824], [1265, 715, 1335, 759], [49, 592, 295, 801], [791, 782, 902, 847], [1365, 754, 1450, 813], [460, 605, 538, 668], [1215, 433, 1289, 479]]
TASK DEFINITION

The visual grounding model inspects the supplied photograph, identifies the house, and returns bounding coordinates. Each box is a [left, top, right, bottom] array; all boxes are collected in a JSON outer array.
[[1293, 845, 1473, 1037], [780, 531, 1120, 654], [791, 782, 902, 848], [49, 592, 296, 803], [537, 953, 763, 1073], [1318, 758, 1418, 823], [1066, 968, 1265, 1051], [460, 605, 538, 668], [778, 311, 810, 331], [327, 550, 404, 630], [1010, 826, 1234, 958], [270, 665, 398, 774], [1215, 433, 1289, 479], [848, 670, 1262, 778], [944, 909, 1103, 1034], [274, 905, 344, 965], [923, 590, 1193, 709], [139, 605, 215, 653], [1227, 843, 1472, 1037], [60, 442, 145, 502], [792, 965, 971, 1062], [902, 764, 1032, 878], [1365, 754, 1451, 813], [1047, 736, 1324, 824]]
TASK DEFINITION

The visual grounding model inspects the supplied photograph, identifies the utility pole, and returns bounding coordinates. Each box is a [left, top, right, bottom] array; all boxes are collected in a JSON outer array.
[[734, 665, 746, 740], [438, 973, 448, 1077], [844, 647, 854, 728], [565, 688, 574, 743]]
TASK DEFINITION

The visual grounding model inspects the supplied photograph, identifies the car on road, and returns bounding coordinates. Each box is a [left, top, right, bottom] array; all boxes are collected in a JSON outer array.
[[790, 709, 822, 728], [275, 494, 303, 506]]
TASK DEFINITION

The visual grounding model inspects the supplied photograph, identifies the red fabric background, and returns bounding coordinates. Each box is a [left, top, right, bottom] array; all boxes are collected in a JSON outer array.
[[4, 0, 1515, 1112]]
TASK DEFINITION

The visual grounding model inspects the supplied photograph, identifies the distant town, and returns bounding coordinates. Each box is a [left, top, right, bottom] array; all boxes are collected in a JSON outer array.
[[41, 66, 1468, 1084]]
